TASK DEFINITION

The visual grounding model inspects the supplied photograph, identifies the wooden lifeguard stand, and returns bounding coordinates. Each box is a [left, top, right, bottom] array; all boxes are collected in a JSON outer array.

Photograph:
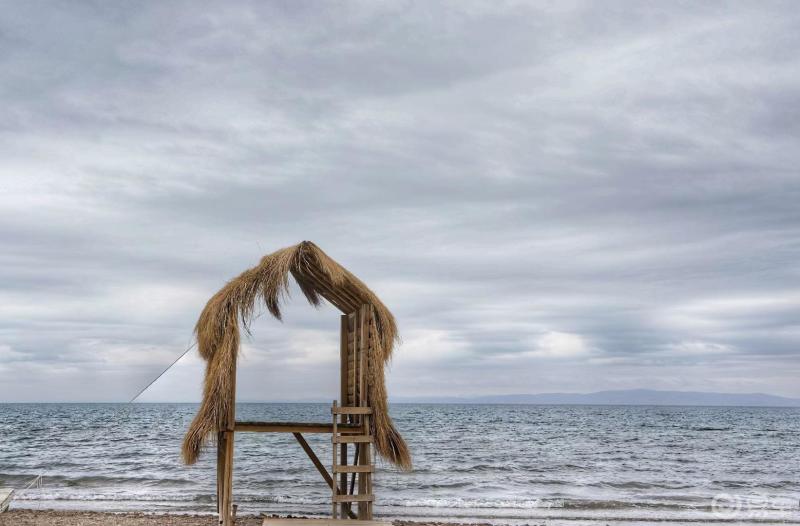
[[181, 242, 411, 526]]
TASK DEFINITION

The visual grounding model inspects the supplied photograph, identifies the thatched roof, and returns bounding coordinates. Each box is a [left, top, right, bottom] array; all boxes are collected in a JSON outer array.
[[182, 241, 411, 470]]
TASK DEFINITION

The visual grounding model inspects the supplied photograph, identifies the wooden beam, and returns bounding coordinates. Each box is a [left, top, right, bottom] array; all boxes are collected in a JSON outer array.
[[332, 402, 338, 519], [221, 430, 235, 526], [334, 464, 373, 473], [333, 494, 374, 503], [233, 422, 360, 433], [332, 406, 372, 415], [220, 357, 237, 526], [339, 316, 351, 519], [216, 431, 225, 521], [334, 435, 373, 443]]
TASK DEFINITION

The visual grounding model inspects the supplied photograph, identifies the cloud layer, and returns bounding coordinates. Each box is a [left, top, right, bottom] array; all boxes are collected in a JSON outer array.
[[1, 1, 798, 401]]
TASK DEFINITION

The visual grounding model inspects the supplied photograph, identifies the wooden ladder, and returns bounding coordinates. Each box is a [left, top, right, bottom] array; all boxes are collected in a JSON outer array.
[[331, 401, 374, 519]]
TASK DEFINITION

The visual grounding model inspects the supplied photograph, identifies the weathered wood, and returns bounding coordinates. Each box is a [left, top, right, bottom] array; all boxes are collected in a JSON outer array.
[[358, 307, 370, 519], [366, 308, 375, 519], [351, 310, 358, 407], [333, 494, 374, 503], [332, 400, 339, 519], [221, 430, 235, 526], [234, 422, 359, 433], [340, 315, 348, 404], [300, 265, 359, 312], [359, 305, 367, 410], [216, 431, 225, 520], [303, 265, 364, 310], [334, 464, 373, 473], [339, 316, 351, 519], [219, 353, 237, 526], [332, 406, 372, 415], [334, 435, 373, 443]]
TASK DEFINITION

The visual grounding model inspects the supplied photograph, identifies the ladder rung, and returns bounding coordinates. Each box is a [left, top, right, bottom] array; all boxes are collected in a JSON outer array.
[[333, 465, 374, 473], [332, 406, 372, 415], [333, 494, 374, 503], [337, 428, 364, 434], [333, 435, 373, 443]]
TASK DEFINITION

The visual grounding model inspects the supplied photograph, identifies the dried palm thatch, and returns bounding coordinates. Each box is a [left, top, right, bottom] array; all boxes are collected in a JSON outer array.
[[182, 241, 411, 470]]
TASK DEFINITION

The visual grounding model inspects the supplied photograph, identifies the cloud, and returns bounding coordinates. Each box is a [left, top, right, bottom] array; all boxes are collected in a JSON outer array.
[[660, 341, 735, 356], [0, 1, 799, 401], [530, 331, 591, 359]]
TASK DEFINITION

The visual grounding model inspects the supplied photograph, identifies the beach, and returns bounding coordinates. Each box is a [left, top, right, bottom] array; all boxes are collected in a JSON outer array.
[[0, 512, 493, 526], [0, 510, 260, 525]]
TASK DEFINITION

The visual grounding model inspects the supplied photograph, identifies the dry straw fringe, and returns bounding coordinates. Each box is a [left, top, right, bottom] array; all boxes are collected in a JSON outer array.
[[182, 241, 412, 470]]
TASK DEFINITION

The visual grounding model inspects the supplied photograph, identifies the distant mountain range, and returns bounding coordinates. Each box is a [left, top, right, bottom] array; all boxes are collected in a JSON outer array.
[[391, 389, 800, 407]]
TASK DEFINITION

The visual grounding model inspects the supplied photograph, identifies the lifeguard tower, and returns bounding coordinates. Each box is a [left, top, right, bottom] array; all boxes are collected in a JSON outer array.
[[182, 242, 411, 526]]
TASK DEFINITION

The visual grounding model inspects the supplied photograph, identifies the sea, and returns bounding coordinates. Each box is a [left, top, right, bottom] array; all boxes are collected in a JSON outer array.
[[1, 403, 798, 525]]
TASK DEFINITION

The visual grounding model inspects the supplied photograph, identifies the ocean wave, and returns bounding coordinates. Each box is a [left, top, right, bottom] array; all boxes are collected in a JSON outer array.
[[27, 475, 199, 488], [4, 403, 799, 521]]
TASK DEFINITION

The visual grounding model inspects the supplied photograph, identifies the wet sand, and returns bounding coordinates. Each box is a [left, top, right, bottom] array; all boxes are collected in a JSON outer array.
[[0, 511, 499, 526]]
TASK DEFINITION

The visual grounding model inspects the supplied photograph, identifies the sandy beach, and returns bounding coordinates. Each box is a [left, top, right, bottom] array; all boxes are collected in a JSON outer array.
[[0, 510, 262, 525], [0, 512, 491, 526]]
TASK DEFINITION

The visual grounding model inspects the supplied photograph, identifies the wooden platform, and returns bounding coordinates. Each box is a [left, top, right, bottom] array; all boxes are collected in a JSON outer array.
[[0, 488, 14, 513], [263, 520, 388, 526]]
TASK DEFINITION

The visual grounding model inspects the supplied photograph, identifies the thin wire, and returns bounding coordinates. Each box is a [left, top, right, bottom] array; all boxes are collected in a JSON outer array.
[[20, 474, 43, 491], [128, 342, 197, 403], [127, 308, 266, 403]]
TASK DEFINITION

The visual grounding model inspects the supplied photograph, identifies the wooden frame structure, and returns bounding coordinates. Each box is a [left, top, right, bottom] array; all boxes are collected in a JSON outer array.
[[181, 242, 411, 526]]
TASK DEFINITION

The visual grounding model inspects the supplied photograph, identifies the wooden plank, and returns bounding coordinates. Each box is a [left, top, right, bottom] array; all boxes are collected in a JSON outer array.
[[358, 312, 375, 520], [216, 431, 225, 518], [352, 308, 358, 407], [333, 494, 374, 503], [233, 422, 359, 433], [263, 520, 388, 526], [339, 315, 351, 519], [299, 266, 359, 312], [332, 401, 338, 519], [305, 265, 364, 309], [222, 430, 235, 526], [362, 423, 373, 519], [358, 305, 366, 409], [333, 435, 373, 443], [340, 315, 348, 412], [332, 407, 372, 415], [333, 465, 374, 473], [358, 306, 369, 519], [221, 358, 237, 526]]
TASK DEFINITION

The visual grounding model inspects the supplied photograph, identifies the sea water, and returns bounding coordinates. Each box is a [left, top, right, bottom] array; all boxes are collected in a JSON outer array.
[[1, 403, 798, 524]]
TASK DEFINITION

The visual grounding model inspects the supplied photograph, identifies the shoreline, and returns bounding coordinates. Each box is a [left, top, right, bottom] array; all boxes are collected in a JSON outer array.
[[0, 511, 499, 526], [4, 510, 800, 526]]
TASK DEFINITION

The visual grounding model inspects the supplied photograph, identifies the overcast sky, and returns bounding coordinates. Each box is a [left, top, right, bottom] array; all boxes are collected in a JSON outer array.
[[1, 1, 799, 402]]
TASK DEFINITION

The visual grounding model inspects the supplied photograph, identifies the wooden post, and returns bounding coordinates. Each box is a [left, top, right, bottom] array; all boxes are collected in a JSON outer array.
[[358, 305, 370, 519], [217, 431, 226, 525], [218, 358, 237, 526], [332, 400, 338, 519], [339, 315, 350, 519], [222, 430, 235, 526]]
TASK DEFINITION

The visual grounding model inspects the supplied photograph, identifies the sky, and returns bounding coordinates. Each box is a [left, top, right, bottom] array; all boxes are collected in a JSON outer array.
[[1, 1, 799, 402]]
